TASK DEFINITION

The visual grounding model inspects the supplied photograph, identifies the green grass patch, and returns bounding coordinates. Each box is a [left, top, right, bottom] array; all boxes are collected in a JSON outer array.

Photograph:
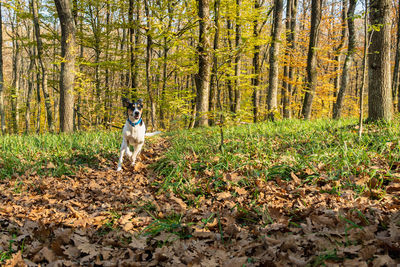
[[154, 117, 400, 197], [0, 131, 121, 179]]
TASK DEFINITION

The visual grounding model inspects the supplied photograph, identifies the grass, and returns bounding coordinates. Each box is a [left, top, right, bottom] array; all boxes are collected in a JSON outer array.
[[154, 117, 400, 197], [0, 130, 121, 179]]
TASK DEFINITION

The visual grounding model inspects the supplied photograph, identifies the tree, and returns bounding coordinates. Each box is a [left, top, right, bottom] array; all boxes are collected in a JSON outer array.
[[301, 0, 322, 119], [195, 0, 211, 127], [266, 0, 283, 121], [233, 0, 241, 114], [54, 0, 76, 132], [32, 0, 54, 132], [393, 2, 400, 112], [332, 0, 357, 119], [0, 1, 5, 134], [368, 0, 392, 121], [282, 0, 298, 119]]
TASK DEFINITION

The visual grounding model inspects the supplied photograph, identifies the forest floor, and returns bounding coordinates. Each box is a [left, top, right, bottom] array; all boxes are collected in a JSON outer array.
[[1, 119, 400, 266]]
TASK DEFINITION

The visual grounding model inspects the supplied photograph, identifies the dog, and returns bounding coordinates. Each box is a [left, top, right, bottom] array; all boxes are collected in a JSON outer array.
[[117, 98, 161, 171]]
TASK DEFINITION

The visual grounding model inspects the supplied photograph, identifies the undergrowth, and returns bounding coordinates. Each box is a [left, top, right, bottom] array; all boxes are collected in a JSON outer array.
[[0, 131, 121, 179], [154, 117, 400, 198]]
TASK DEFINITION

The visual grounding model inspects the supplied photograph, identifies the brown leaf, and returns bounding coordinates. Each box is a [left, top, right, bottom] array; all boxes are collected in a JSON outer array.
[[4, 251, 25, 267], [129, 237, 147, 249], [372, 255, 396, 267]]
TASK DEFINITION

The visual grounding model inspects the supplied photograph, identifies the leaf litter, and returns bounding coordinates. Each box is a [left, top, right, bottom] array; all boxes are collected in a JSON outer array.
[[0, 137, 400, 266]]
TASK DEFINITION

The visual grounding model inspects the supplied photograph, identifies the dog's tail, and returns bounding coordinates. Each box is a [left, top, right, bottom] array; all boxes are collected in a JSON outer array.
[[145, 131, 162, 137]]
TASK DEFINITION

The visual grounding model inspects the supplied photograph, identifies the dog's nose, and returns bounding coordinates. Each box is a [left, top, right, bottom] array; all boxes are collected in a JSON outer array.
[[134, 111, 140, 116]]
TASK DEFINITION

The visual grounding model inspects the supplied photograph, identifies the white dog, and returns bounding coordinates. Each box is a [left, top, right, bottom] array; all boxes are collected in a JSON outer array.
[[117, 98, 160, 171]]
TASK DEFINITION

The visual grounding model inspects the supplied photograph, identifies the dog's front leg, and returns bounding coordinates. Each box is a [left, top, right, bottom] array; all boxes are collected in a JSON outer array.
[[117, 137, 128, 171], [131, 142, 144, 166]]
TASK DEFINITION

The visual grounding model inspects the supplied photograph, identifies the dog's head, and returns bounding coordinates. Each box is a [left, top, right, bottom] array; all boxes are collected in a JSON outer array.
[[122, 98, 143, 121]]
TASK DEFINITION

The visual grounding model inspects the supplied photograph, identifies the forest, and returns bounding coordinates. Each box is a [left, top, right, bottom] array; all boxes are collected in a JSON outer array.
[[0, 0, 398, 133], [1, 0, 400, 266]]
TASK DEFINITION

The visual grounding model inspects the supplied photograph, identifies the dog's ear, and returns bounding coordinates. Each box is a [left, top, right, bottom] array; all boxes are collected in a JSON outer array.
[[122, 98, 131, 108], [138, 98, 144, 106]]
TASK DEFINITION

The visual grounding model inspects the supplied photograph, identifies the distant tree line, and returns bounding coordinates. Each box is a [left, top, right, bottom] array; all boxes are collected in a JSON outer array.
[[0, 0, 398, 133]]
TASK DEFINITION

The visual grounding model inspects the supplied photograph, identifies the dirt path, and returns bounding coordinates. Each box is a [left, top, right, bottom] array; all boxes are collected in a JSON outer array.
[[1, 138, 400, 266]]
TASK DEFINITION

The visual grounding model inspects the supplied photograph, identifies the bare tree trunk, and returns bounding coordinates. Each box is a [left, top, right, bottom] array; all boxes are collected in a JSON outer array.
[[358, 0, 369, 138], [252, 0, 261, 123], [368, 0, 392, 121], [144, 0, 156, 129], [333, 0, 348, 100], [332, 0, 357, 119], [11, 19, 20, 134], [282, 0, 298, 118], [233, 0, 241, 114], [195, 0, 211, 127], [266, 0, 283, 121], [128, 0, 136, 96], [0, 1, 5, 134], [301, 0, 322, 119], [226, 19, 235, 114], [55, 0, 76, 132], [26, 45, 35, 134], [393, 2, 400, 111], [32, 0, 54, 132], [209, 0, 220, 125]]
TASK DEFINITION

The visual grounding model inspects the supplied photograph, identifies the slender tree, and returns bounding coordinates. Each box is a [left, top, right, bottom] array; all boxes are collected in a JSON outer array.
[[301, 0, 322, 119], [233, 0, 241, 114], [368, 0, 392, 121], [54, 0, 76, 132], [267, 0, 283, 121], [209, 0, 220, 125], [332, 0, 357, 119], [0, 1, 5, 134], [32, 0, 54, 132], [252, 0, 261, 123], [393, 2, 400, 111], [195, 0, 211, 127]]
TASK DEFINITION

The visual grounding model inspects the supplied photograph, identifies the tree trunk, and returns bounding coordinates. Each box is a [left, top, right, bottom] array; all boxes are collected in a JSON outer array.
[[144, 0, 156, 129], [233, 0, 241, 114], [252, 0, 261, 123], [32, 0, 54, 132], [195, 0, 211, 127], [358, 0, 369, 138], [266, 0, 283, 121], [11, 16, 20, 134], [333, 0, 348, 100], [0, 1, 5, 134], [282, 0, 298, 118], [393, 2, 400, 112], [301, 0, 322, 120], [332, 0, 357, 119], [54, 0, 76, 132], [209, 0, 220, 125], [368, 0, 392, 121]]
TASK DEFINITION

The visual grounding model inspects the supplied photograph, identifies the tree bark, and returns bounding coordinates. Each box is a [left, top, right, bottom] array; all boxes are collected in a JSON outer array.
[[282, 0, 298, 118], [195, 0, 211, 127], [54, 0, 76, 132], [32, 0, 54, 132], [266, 0, 283, 121], [252, 0, 261, 123], [393, 2, 400, 112], [0, 1, 5, 134], [10, 15, 20, 134], [209, 0, 220, 125], [144, 0, 156, 129], [368, 0, 392, 121], [301, 0, 322, 119], [333, 0, 348, 100], [332, 0, 357, 119], [233, 0, 241, 114]]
